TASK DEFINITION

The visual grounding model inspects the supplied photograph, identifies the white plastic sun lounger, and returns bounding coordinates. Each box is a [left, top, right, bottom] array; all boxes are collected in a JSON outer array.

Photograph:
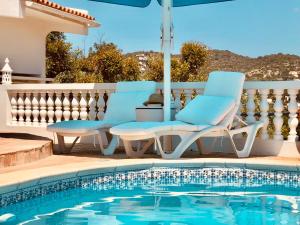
[[47, 81, 156, 155], [110, 72, 263, 159]]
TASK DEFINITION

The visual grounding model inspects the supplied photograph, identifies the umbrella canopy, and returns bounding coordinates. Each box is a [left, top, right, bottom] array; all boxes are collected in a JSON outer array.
[[90, 0, 232, 7], [89, 0, 234, 121]]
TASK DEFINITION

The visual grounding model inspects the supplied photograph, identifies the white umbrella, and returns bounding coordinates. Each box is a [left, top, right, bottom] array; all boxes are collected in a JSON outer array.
[[90, 0, 234, 120]]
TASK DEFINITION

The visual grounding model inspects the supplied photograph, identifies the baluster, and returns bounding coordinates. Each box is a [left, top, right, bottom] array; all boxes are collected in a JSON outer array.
[[236, 104, 242, 118], [24, 92, 32, 126], [79, 91, 88, 120], [173, 89, 182, 112], [10, 92, 18, 125], [184, 89, 193, 106], [97, 91, 105, 120], [288, 89, 299, 141], [273, 89, 284, 140], [54, 92, 62, 122], [39, 92, 47, 126], [246, 89, 256, 124], [62, 92, 71, 121], [236, 91, 244, 118], [32, 92, 40, 126], [259, 89, 270, 140], [88, 91, 96, 120], [17, 93, 25, 125], [238, 91, 247, 119], [71, 91, 79, 120], [47, 91, 54, 124]]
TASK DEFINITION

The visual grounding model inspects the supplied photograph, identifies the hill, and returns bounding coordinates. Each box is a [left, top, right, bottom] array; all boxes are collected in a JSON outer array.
[[127, 50, 300, 80], [209, 50, 300, 80]]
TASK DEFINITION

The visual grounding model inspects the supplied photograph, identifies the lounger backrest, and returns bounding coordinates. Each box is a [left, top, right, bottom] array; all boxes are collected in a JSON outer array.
[[204, 71, 245, 127], [104, 81, 157, 123], [204, 71, 245, 104]]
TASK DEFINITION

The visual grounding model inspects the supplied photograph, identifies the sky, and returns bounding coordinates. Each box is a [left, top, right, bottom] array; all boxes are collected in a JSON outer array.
[[55, 0, 300, 57]]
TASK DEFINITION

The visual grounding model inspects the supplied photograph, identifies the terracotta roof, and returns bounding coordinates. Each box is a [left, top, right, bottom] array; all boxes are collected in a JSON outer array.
[[31, 0, 95, 21]]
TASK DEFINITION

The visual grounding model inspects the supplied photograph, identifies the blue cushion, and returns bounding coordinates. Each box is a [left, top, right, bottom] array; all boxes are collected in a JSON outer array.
[[204, 71, 245, 103], [104, 91, 153, 123], [175, 95, 235, 125]]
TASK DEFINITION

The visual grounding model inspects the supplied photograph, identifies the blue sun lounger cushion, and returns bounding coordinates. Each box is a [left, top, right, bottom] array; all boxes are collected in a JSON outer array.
[[175, 95, 235, 125]]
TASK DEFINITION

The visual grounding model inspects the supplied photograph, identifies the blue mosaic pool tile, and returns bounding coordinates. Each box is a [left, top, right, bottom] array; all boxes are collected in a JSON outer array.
[[1, 167, 300, 208]]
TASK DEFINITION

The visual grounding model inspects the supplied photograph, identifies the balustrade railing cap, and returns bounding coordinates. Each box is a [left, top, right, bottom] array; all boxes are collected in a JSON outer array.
[[1, 58, 13, 73]]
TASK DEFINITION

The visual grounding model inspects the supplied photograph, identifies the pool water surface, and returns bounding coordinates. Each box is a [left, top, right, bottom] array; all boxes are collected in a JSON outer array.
[[1, 167, 300, 225]]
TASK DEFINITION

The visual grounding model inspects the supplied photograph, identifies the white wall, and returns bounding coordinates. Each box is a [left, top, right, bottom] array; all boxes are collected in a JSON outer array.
[[0, 0, 24, 18], [0, 5, 89, 78], [0, 16, 48, 76]]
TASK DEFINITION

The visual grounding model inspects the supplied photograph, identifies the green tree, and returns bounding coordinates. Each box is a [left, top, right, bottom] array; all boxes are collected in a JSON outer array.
[[53, 71, 75, 83], [144, 42, 209, 82], [144, 54, 192, 82], [46, 32, 73, 78], [122, 56, 140, 81], [171, 58, 190, 82], [144, 54, 164, 81], [88, 42, 124, 82], [181, 41, 209, 81], [54, 71, 103, 83]]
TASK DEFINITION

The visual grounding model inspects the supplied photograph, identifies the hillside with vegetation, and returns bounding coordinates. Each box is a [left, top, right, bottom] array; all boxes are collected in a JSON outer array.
[[208, 50, 300, 81], [128, 50, 300, 81], [46, 32, 300, 82]]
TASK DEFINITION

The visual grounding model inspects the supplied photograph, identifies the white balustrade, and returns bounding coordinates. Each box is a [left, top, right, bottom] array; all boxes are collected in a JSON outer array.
[[17, 93, 25, 125], [10, 93, 18, 125], [259, 89, 270, 140], [96, 91, 105, 120], [39, 92, 47, 126], [4, 81, 299, 142], [54, 92, 62, 122], [47, 92, 54, 124], [71, 91, 79, 120], [31, 92, 39, 126], [62, 92, 71, 121], [24, 92, 32, 126], [288, 89, 299, 141], [88, 91, 97, 120], [79, 92, 88, 120], [246, 89, 256, 124], [173, 89, 182, 112], [184, 89, 193, 106], [273, 89, 284, 141]]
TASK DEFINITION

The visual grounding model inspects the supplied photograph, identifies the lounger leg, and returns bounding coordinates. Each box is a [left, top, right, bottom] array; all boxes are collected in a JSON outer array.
[[101, 135, 119, 156], [56, 135, 65, 154], [96, 132, 105, 152], [156, 133, 196, 159], [57, 135, 79, 154], [228, 122, 263, 158], [156, 127, 223, 159], [123, 139, 154, 158], [196, 138, 204, 155]]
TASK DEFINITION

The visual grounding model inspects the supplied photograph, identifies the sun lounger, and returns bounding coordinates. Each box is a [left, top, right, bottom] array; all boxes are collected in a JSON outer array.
[[110, 72, 263, 159], [47, 81, 156, 155]]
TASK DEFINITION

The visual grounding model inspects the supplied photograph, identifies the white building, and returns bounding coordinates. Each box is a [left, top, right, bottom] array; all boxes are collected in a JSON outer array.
[[0, 0, 99, 83]]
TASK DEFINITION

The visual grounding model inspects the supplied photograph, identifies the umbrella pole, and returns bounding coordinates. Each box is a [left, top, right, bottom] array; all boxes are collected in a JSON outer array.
[[162, 0, 172, 121]]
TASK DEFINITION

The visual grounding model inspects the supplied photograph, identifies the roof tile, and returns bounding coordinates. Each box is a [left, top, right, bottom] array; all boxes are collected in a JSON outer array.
[[31, 0, 95, 21]]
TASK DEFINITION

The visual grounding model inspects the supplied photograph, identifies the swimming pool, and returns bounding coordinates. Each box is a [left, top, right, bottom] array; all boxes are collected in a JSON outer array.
[[1, 167, 300, 224]]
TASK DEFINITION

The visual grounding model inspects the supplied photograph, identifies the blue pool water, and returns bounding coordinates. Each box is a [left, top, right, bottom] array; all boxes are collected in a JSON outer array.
[[1, 167, 300, 225]]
